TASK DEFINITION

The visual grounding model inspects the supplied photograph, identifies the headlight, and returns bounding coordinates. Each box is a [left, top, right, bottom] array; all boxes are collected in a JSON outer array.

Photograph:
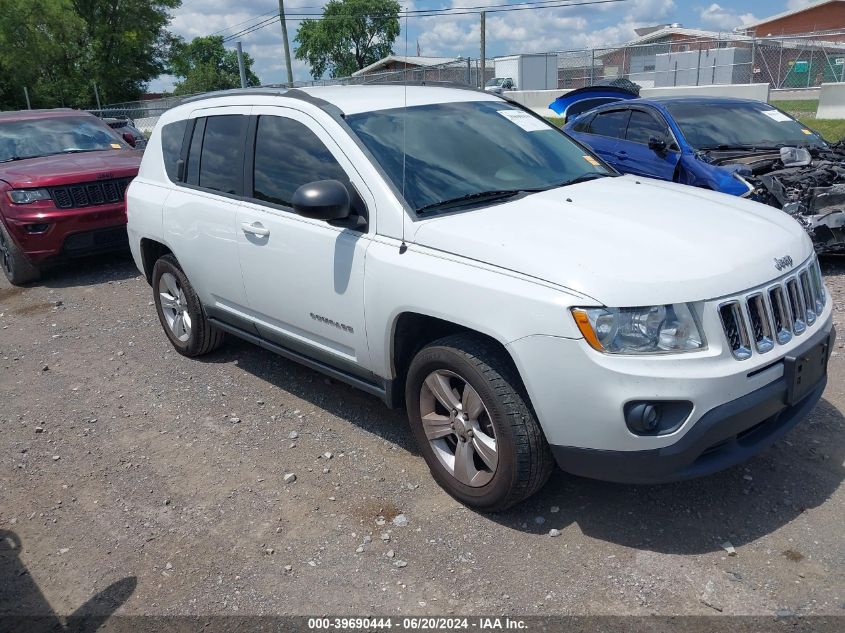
[[571, 304, 705, 354], [7, 189, 51, 204]]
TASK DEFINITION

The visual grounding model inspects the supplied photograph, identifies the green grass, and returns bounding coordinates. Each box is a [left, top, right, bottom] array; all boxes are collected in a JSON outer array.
[[771, 99, 818, 117], [803, 118, 845, 142]]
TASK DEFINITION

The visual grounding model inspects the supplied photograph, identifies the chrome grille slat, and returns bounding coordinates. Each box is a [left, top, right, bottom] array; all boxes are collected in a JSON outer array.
[[720, 258, 825, 360], [799, 270, 817, 326], [746, 293, 774, 353], [786, 278, 807, 335], [719, 301, 752, 360], [768, 285, 793, 345]]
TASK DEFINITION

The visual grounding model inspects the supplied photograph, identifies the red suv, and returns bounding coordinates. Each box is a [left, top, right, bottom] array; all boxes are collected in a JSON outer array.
[[0, 109, 142, 285]]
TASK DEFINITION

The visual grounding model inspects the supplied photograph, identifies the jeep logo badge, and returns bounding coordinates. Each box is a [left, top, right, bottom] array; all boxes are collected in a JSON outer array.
[[774, 255, 794, 271]]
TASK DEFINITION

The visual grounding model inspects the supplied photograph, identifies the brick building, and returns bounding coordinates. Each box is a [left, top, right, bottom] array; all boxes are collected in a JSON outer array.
[[740, 0, 845, 41]]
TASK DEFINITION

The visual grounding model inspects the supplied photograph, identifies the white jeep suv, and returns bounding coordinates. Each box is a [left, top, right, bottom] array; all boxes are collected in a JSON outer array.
[[127, 86, 835, 511]]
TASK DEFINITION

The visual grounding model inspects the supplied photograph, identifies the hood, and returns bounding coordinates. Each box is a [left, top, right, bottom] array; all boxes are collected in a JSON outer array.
[[410, 175, 814, 306], [0, 150, 142, 188]]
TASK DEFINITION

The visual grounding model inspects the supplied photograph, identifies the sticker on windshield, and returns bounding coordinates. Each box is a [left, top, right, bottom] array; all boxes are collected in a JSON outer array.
[[110, 143, 121, 149], [801, 128, 814, 135], [583, 155, 601, 167], [761, 109, 792, 123], [497, 109, 549, 132]]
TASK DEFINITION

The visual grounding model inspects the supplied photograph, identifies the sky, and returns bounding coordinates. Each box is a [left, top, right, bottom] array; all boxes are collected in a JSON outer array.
[[148, 0, 820, 91]]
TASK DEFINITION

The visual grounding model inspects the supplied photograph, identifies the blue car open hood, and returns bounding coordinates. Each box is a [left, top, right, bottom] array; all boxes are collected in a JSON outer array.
[[549, 85, 639, 120]]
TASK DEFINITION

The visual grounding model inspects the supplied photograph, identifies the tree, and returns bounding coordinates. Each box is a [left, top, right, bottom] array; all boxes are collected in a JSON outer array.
[[0, 0, 180, 110], [295, 0, 401, 79], [170, 36, 261, 96]]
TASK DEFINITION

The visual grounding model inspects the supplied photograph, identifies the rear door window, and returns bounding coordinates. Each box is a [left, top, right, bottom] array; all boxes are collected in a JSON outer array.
[[198, 115, 247, 195], [587, 110, 630, 139], [160, 120, 188, 182]]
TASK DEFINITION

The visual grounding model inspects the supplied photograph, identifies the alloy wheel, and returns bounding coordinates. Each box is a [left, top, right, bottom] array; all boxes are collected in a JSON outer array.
[[158, 272, 192, 342], [419, 369, 498, 487]]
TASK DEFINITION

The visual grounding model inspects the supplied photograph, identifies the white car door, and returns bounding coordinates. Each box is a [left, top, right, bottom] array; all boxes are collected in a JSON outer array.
[[163, 106, 252, 315], [235, 106, 374, 376]]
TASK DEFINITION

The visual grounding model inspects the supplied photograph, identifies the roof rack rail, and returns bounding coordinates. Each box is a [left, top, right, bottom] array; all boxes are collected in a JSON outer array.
[[180, 87, 291, 104]]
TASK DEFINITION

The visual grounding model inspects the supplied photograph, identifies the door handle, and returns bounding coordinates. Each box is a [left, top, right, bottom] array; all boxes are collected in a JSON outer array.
[[241, 221, 270, 237]]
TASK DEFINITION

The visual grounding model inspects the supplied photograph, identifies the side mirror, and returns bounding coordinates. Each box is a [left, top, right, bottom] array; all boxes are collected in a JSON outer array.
[[122, 132, 136, 148], [292, 179, 351, 221], [648, 137, 667, 153]]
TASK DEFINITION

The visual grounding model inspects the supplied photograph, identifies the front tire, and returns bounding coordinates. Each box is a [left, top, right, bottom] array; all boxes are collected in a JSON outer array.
[[0, 222, 40, 285], [405, 334, 553, 512], [152, 254, 224, 357]]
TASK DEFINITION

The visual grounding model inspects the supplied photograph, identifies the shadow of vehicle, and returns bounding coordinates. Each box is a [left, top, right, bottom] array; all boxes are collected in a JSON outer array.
[[488, 397, 845, 553], [0, 530, 136, 632], [196, 328, 844, 555], [198, 337, 417, 454], [37, 252, 139, 289]]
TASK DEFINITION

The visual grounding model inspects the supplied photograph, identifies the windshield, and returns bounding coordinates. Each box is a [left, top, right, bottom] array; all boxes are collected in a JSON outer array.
[[0, 116, 126, 162], [485, 78, 505, 87], [664, 101, 825, 150], [346, 100, 610, 213]]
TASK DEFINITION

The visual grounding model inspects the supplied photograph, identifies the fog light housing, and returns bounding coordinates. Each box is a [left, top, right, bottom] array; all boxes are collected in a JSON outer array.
[[24, 223, 50, 234], [626, 403, 660, 433], [624, 400, 693, 436]]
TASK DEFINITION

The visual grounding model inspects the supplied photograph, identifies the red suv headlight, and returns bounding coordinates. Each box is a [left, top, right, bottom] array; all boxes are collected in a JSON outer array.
[[8, 189, 52, 204]]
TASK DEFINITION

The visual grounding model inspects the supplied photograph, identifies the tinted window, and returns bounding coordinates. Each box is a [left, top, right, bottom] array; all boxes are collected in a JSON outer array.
[[161, 120, 187, 181], [198, 115, 246, 195], [252, 116, 348, 207], [664, 101, 825, 149], [571, 113, 594, 133], [186, 118, 205, 186], [588, 110, 630, 139], [0, 115, 127, 162], [626, 110, 670, 145], [346, 101, 611, 214]]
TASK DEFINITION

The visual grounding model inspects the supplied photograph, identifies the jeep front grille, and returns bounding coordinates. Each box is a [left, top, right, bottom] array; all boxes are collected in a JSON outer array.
[[719, 257, 825, 360], [49, 177, 132, 210]]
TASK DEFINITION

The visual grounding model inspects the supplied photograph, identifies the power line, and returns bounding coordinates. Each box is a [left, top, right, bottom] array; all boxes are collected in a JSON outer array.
[[221, 0, 628, 42]]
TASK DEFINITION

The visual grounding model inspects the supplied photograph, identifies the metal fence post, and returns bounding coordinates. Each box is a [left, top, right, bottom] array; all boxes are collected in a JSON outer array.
[[23, 86, 31, 109]]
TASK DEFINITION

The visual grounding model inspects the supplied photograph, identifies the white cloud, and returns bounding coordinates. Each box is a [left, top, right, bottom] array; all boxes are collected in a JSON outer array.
[[699, 3, 757, 31], [786, 0, 815, 10]]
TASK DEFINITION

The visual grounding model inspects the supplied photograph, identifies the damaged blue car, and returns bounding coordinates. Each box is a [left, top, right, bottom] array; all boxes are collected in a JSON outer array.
[[559, 88, 845, 253]]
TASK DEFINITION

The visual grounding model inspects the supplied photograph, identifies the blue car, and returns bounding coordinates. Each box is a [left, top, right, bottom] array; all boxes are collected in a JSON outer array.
[[559, 92, 827, 198]]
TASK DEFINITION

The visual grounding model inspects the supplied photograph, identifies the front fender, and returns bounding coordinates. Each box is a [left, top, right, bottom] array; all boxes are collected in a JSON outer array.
[[677, 155, 750, 197]]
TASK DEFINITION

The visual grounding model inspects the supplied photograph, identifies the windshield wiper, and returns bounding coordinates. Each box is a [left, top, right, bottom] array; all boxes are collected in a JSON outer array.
[[699, 143, 785, 152], [416, 189, 527, 215], [553, 172, 612, 188]]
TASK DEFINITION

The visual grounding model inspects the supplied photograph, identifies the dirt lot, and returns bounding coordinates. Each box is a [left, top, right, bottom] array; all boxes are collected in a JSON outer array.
[[1, 253, 844, 619]]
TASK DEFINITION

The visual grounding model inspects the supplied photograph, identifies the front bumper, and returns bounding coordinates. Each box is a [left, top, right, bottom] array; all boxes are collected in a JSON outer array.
[[4, 203, 127, 263], [548, 324, 835, 484]]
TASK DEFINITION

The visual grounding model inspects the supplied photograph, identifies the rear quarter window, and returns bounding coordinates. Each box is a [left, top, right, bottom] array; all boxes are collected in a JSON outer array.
[[160, 120, 188, 182]]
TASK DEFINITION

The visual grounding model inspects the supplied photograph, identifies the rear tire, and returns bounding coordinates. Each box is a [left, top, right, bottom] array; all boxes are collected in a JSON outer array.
[[152, 254, 224, 357], [0, 221, 41, 285], [405, 333, 553, 512]]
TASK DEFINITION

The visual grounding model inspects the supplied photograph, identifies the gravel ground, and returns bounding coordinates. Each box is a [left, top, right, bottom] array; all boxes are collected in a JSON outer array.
[[1, 252, 844, 618]]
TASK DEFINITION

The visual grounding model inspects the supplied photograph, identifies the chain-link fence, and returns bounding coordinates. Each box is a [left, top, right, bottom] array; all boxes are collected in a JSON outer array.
[[90, 30, 845, 133]]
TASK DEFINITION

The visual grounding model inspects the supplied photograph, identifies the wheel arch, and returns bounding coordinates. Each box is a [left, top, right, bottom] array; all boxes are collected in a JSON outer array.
[[139, 238, 174, 284], [385, 311, 522, 409]]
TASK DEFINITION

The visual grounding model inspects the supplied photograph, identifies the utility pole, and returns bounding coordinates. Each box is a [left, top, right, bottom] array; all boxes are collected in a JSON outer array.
[[93, 83, 102, 112], [23, 86, 31, 109], [278, 0, 294, 85], [236, 42, 248, 88], [479, 11, 486, 88]]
